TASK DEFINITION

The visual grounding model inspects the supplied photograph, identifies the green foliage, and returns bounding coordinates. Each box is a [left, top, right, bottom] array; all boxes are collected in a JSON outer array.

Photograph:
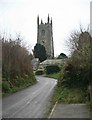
[[45, 65, 60, 74], [33, 43, 47, 62], [35, 70, 44, 75], [2, 73, 36, 96], [2, 35, 36, 95], [51, 86, 88, 104], [46, 72, 60, 79], [2, 81, 11, 92], [57, 53, 68, 59], [59, 63, 89, 88], [58, 87, 88, 103], [35, 66, 44, 75], [2, 64, 9, 80], [58, 31, 92, 89]]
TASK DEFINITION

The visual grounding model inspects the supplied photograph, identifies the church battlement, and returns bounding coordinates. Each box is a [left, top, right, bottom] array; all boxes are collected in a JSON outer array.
[[37, 14, 52, 25], [37, 15, 54, 59]]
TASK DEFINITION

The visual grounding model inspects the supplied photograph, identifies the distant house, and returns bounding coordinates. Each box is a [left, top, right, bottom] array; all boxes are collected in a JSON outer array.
[[31, 58, 39, 70]]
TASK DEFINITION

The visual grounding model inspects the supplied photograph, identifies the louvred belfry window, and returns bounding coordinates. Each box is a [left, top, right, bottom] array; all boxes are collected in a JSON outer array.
[[42, 30, 45, 36]]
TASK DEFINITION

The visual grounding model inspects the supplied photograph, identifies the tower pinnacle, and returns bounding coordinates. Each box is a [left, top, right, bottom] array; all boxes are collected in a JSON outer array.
[[51, 17, 52, 25], [37, 15, 39, 26], [41, 19, 43, 24], [48, 14, 50, 23]]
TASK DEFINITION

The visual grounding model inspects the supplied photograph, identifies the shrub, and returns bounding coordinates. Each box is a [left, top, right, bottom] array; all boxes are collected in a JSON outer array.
[[35, 70, 44, 75], [58, 62, 90, 89], [45, 65, 60, 74], [2, 37, 34, 80], [2, 81, 11, 93], [61, 30, 92, 89], [2, 35, 36, 95]]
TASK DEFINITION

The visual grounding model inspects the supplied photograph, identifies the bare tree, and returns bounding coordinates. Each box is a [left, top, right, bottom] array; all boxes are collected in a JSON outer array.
[[2, 34, 35, 92]]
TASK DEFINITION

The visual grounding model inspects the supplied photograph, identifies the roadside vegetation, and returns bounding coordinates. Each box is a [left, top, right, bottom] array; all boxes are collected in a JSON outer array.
[[0, 75, 1, 98], [33, 43, 47, 62], [44, 29, 92, 117], [58, 29, 91, 103], [46, 70, 89, 104], [2, 35, 37, 97], [46, 72, 60, 79]]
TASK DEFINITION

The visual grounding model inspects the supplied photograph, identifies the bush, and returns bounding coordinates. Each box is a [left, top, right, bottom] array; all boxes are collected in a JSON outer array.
[[2, 81, 11, 93], [60, 31, 92, 89], [35, 70, 44, 75], [2, 37, 34, 80], [2, 35, 36, 95], [45, 65, 60, 74], [58, 62, 90, 89]]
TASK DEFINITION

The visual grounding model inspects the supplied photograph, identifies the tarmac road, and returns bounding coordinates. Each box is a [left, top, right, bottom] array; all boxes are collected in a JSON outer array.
[[50, 103, 90, 118], [2, 76, 57, 118]]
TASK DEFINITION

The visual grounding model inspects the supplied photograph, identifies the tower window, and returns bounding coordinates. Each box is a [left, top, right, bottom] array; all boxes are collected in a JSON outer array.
[[42, 30, 45, 36]]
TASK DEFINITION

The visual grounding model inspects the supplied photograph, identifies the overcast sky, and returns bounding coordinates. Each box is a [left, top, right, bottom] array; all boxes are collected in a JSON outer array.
[[0, 0, 91, 56]]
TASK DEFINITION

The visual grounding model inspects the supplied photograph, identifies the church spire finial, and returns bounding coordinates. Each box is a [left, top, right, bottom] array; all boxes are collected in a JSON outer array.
[[41, 19, 43, 24], [51, 17, 52, 25], [48, 14, 50, 23], [37, 15, 39, 26]]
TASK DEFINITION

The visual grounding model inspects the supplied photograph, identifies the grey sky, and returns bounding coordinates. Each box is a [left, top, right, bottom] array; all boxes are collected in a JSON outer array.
[[0, 0, 91, 56]]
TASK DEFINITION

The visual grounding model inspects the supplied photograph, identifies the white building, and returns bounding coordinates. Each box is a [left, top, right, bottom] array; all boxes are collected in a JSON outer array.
[[31, 58, 39, 70], [40, 59, 67, 67]]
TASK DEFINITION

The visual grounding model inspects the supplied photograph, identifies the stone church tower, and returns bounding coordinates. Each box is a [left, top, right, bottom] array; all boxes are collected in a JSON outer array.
[[37, 15, 54, 59]]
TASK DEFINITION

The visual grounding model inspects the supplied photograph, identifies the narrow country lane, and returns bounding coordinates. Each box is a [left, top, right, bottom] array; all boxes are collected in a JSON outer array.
[[2, 76, 57, 118]]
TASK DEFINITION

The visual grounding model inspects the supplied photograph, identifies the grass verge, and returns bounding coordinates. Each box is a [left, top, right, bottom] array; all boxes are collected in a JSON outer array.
[[46, 72, 89, 118], [58, 87, 88, 103], [47, 86, 89, 118], [45, 72, 60, 79], [89, 103, 92, 118], [2, 81, 37, 97], [2, 74, 37, 97]]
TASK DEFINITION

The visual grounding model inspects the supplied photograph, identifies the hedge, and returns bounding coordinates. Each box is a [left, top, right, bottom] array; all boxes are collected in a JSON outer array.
[[45, 65, 60, 74]]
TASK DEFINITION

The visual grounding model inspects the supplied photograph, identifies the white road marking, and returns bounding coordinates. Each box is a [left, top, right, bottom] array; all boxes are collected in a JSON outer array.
[[48, 101, 58, 118]]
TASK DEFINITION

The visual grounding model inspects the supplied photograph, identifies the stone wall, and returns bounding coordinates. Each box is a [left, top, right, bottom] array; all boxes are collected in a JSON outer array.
[[40, 59, 67, 67]]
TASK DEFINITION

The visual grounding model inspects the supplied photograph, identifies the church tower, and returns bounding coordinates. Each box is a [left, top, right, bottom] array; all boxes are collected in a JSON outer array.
[[37, 15, 54, 59]]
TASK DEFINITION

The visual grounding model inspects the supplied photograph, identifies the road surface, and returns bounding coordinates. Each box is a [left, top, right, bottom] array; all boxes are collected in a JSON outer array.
[[2, 76, 57, 118], [50, 103, 90, 118]]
